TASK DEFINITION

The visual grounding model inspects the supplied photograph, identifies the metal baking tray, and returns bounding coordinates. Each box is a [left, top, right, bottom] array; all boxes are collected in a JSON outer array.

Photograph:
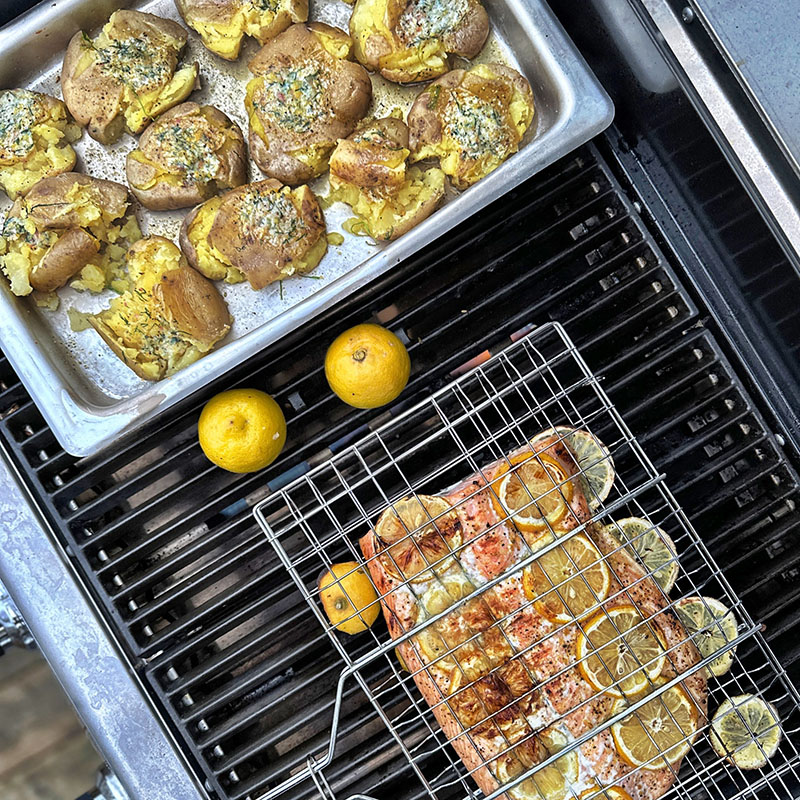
[[0, 0, 612, 456]]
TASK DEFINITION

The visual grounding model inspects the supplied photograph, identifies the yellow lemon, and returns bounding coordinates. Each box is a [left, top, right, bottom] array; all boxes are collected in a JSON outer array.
[[198, 388, 286, 473], [577, 605, 666, 698], [325, 323, 410, 408], [522, 533, 610, 623], [319, 561, 380, 634], [611, 685, 697, 769]]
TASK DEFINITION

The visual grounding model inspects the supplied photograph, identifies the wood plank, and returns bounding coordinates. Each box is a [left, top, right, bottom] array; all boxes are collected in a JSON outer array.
[[0, 647, 39, 684], [0, 658, 84, 777], [2, 730, 98, 800]]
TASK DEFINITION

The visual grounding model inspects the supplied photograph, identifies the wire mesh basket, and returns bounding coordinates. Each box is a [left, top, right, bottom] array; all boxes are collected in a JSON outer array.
[[253, 322, 800, 800]]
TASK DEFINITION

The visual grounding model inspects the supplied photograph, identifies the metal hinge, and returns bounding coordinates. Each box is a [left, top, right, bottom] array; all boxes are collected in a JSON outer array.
[[0, 578, 35, 653], [75, 764, 130, 800]]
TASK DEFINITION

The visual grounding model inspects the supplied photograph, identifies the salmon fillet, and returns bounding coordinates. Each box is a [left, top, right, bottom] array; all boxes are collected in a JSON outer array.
[[359, 434, 708, 800]]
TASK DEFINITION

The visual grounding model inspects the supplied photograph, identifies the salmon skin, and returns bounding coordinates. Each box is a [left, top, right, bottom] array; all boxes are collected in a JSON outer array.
[[359, 433, 707, 800]]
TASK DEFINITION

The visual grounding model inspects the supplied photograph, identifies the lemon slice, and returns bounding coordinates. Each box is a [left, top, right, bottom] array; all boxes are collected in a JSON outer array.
[[492, 451, 574, 533], [577, 606, 666, 698], [611, 685, 698, 769], [675, 596, 738, 677], [579, 784, 633, 800], [710, 694, 781, 769], [421, 572, 476, 615], [605, 517, 679, 593], [531, 427, 615, 510], [508, 728, 579, 800], [522, 534, 610, 622], [375, 495, 461, 583]]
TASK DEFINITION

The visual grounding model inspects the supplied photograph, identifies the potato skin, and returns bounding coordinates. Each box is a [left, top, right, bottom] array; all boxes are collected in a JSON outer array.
[[62, 31, 125, 145], [30, 228, 99, 293], [178, 203, 203, 273], [408, 63, 535, 189], [330, 117, 410, 188], [61, 10, 198, 145], [155, 256, 231, 345], [245, 23, 372, 184], [180, 178, 327, 289], [329, 118, 444, 241], [1, 172, 136, 297], [126, 102, 247, 211], [405, 68, 460, 149], [350, 0, 489, 83], [25, 173, 130, 228], [89, 236, 231, 381], [175, 0, 308, 60], [388, 175, 443, 239]]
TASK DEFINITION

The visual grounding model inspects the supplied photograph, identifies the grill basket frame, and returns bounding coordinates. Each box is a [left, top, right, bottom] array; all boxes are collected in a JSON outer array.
[[255, 322, 800, 800]]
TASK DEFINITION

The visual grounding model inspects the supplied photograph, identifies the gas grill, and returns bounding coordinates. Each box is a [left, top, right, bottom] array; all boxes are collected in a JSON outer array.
[[1, 1, 799, 800]]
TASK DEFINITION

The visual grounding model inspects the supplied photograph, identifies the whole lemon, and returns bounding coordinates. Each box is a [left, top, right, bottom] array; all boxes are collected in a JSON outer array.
[[198, 388, 286, 473], [318, 561, 379, 634], [325, 323, 410, 408]]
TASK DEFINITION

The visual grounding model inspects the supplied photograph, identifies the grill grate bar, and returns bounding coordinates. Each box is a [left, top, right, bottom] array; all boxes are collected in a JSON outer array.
[[166, 600, 320, 704], [703, 491, 798, 557], [123, 534, 269, 627], [1, 143, 799, 800], [107, 515, 254, 599], [195, 659, 343, 749], [65, 198, 630, 531]]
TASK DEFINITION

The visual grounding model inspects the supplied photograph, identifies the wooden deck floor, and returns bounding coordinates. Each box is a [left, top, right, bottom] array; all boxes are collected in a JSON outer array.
[[0, 647, 98, 799]]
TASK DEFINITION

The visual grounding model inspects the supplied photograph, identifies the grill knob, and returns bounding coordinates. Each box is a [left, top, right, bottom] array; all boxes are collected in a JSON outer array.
[[0, 579, 35, 653]]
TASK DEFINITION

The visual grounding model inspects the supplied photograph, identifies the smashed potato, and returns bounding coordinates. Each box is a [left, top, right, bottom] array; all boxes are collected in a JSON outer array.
[[0, 173, 140, 300], [329, 118, 445, 241], [87, 236, 231, 381], [0, 90, 81, 200], [175, 0, 308, 61], [180, 179, 327, 290], [245, 23, 372, 184], [126, 102, 247, 211], [408, 63, 534, 189], [350, 0, 488, 83], [62, 10, 199, 145]]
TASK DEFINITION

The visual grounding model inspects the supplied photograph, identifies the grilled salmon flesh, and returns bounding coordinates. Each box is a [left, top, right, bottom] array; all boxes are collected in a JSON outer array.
[[360, 434, 707, 800]]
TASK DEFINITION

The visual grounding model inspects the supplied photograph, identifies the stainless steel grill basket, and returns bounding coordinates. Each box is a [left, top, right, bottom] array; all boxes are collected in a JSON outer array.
[[255, 322, 800, 800]]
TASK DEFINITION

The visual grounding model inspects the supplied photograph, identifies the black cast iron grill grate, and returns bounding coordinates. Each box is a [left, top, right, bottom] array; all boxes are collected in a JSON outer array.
[[1, 142, 799, 800]]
